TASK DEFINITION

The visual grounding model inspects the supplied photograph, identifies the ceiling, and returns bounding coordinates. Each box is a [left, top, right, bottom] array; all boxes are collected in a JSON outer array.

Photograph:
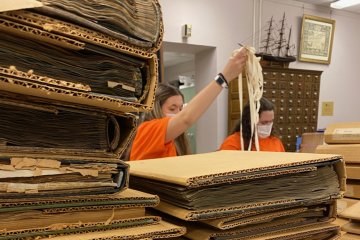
[[294, 0, 360, 14]]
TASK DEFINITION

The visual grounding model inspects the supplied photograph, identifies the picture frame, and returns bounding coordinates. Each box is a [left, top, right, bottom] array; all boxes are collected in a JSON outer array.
[[299, 14, 335, 64]]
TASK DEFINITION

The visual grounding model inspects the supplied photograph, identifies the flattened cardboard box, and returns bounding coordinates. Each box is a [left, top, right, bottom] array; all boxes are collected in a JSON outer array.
[[129, 151, 345, 189], [316, 144, 360, 164], [0, 188, 157, 211], [0, 92, 137, 160], [29, 220, 186, 240], [0, 10, 160, 112], [0, 156, 129, 199], [0, 57, 157, 113], [201, 201, 336, 230], [324, 122, 360, 144], [129, 151, 346, 220], [183, 220, 340, 240]]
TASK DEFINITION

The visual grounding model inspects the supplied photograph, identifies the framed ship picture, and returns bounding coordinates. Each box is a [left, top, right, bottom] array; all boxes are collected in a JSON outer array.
[[299, 15, 335, 64]]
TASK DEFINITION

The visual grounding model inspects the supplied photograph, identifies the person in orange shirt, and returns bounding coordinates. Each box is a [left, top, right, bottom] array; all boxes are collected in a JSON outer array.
[[220, 97, 285, 152], [129, 48, 248, 160]]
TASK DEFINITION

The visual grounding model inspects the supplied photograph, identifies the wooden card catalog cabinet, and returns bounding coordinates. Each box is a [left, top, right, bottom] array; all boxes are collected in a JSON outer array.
[[228, 67, 322, 152]]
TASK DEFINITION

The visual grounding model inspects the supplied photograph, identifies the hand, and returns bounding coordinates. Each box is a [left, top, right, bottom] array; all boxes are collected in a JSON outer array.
[[221, 47, 247, 83]]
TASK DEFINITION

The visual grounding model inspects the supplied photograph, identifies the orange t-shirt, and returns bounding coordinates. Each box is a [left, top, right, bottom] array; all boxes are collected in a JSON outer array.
[[130, 117, 177, 160], [219, 132, 285, 152]]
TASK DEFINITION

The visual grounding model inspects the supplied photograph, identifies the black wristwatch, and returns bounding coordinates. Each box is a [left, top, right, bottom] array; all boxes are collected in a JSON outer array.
[[215, 73, 229, 89]]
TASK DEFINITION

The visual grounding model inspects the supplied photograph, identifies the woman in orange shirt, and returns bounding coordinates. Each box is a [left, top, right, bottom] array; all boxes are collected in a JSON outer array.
[[220, 97, 285, 152], [129, 48, 248, 160]]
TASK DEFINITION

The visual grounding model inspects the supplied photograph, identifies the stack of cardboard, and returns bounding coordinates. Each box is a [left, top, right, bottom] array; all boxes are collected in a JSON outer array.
[[300, 132, 325, 153], [129, 150, 345, 239], [0, 0, 186, 239], [315, 122, 360, 237], [338, 201, 360, 239]]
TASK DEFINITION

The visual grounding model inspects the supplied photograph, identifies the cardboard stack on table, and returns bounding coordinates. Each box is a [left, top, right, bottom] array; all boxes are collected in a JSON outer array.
[[315, 122, 360, 238], [0, 0, 186, 239], [129, 150, 345, 240]]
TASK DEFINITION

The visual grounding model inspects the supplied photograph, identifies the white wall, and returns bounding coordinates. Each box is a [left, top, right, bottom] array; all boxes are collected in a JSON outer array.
[[164, 60, 195, 84], [159, 0, 360, 152]]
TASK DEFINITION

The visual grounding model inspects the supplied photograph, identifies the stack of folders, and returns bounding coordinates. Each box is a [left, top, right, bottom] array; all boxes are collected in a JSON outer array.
[[0, 0, 162, 112], [316, 122, 360, 200], [316, 122, 360, 238], [129, 150, 346, 240], [0, 1, 186, 239]]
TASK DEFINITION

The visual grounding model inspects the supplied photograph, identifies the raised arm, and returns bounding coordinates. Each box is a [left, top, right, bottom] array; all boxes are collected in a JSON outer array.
[[165, 48, 247, 142]]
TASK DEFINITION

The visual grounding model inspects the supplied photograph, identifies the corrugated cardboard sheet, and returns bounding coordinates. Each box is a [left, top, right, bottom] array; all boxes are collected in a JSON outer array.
[[129, 151, 345, 221], [129, 151, 345, 188], [324, 122, 360, 144], [30, 220, 186, 240], [0, 188, 158, 211], [201, 201, 335, 230], [184, 221, 340, 240]]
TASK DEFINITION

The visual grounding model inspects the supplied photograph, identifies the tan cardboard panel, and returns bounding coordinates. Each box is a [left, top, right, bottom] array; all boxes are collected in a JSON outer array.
[[0, 57, 157, 113], [342, 233, 360, 240], [41, 220, 186, 240], [184, 220, 340, 240], [316, 144, 360, 163], [0, 0, 42, 12], [339, 202, 360, 220], [325, 122, 360, 144], [2, 207, 146, 231], [333, 217, 349, 228], [129, 151, 343, 187], [342, 221, 360, 235], [346, 165, 360, 180], [155, 198, 334, 221], [0, 188, 159, 209], [300, 132, 325, 153], [345, 181, 360, 199], [337, 198, 360, 214], [202, 202, 335, 230]]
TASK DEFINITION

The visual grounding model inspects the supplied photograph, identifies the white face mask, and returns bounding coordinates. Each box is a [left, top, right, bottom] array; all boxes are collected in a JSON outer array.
[[165, 113, 176, 118], [257, 122, 273, 139]]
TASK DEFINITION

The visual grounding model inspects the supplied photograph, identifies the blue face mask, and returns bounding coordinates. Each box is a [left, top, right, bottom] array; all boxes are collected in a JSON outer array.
[[257, 122, 273, 138]]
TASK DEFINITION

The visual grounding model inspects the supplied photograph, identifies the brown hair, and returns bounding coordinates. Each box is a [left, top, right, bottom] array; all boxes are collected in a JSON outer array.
[[231, 97, 275, 150], [124, 83, 191, 160]]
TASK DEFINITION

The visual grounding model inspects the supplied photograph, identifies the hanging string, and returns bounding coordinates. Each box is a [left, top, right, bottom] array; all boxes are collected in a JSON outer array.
[[234, 46, 263, 151]]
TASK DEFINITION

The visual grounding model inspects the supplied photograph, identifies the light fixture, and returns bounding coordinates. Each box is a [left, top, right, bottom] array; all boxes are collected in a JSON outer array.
[[330, 0, 360, 9]]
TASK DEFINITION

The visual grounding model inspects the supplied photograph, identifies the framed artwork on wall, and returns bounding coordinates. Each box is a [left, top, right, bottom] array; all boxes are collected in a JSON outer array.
[[299, 14, 335, 64]]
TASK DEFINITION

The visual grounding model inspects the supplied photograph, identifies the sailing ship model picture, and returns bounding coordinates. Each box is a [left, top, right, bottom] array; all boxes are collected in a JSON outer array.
[[256, 13, 296, 64]]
